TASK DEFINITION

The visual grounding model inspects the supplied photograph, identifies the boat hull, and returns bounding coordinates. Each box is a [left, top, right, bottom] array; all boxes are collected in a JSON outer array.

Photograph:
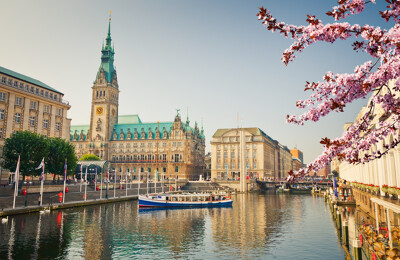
[[139, 196, 233, 208]]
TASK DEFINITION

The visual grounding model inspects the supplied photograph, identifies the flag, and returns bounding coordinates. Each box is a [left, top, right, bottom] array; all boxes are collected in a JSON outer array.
[[63, 160, 67, 181], [36, 158, 44, 170], [333, 177, 338, 197], [36, 158, 44, 181]]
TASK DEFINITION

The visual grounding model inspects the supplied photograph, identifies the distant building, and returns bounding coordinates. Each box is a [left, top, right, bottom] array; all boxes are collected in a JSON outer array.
[[292, 158, 303, 172], [70, 18, 205, 181], [210, 127, 292, 180], [0, 66, 71, 182], [290, 148, 304, 164], [204, 152, 211, 180], [313, 165, 330, 178]]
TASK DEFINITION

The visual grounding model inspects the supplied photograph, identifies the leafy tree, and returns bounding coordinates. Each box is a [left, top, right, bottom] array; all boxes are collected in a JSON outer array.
[[46, 138, 77, 178], [80, 154, 101, 161], [258, 1, 400, 180], [1, 131, 47, 179]]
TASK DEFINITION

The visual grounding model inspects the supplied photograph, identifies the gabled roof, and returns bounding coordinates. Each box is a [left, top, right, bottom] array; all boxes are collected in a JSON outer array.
[[70, 125, 90, 141], [112, 122, 173, 140], [0, 65, 63, 94]]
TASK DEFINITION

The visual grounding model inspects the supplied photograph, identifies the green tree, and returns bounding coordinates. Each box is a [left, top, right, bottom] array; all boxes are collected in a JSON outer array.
[[1, 131, 48, 179], [80, 154, 100, 161], [46, 138, 77, 178]]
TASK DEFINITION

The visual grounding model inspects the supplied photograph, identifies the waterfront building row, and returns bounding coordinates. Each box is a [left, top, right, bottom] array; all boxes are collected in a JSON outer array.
[[335, 79, 400, 193]]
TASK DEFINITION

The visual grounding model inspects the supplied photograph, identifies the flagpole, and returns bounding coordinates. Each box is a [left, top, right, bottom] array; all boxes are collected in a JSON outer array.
[[62, 159, 67, 204], [138, 170, 140, 196], [100, 168, 103, 199], [125, 170, 128, 197], [146, 172, 149, 195], [154, 170, 157, 193], [84, 166, 87, 201], [40, 159, 44, 206], [12, 156, 20, 209], [113, 169, 116, 198], [79, 164, 82, 193]]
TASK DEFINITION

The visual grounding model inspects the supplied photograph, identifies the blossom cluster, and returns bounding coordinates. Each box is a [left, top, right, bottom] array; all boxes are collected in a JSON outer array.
[[258, 1, 400, 181]]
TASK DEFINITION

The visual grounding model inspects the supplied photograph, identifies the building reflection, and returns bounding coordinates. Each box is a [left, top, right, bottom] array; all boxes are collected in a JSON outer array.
[[0, 194, 312, 259]]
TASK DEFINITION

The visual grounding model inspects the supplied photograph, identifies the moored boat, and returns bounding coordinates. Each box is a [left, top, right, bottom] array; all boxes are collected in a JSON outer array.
[[138, 192, 233, 208]]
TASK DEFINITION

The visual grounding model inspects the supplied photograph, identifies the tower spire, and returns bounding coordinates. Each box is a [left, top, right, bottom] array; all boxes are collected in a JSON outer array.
[[97, 11, 115, 84]]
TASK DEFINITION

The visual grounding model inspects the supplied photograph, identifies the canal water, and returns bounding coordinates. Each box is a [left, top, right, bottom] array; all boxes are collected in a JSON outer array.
[[0, 193, 346, 259]]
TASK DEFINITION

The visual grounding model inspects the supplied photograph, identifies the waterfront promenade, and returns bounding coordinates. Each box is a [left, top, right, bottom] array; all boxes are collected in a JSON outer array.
[[0, 182, 167, 217]]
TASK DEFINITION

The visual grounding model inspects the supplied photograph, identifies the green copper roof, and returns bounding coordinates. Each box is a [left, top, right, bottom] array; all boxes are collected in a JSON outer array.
[[98, 19, 115, 83], [0, 65, 63, 95], [112, 122, 173, 140], [70, 125, 90, 141], [118, 115, 142, 124]]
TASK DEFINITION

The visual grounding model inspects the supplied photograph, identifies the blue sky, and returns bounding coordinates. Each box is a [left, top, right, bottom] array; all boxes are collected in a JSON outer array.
[[1, 1, 393, 163]]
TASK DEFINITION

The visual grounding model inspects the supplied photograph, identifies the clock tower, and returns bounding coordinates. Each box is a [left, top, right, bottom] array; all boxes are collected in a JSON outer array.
[[89, 14, 119, 160]]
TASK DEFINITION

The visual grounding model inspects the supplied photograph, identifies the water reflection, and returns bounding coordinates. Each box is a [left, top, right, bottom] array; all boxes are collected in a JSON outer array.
[[0, 194, 346, 259]]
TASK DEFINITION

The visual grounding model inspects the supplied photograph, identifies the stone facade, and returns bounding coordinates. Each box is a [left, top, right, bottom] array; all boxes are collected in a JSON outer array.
[[210, 128, 292, 181], [70, 18, 205, 181], [0, 66, 71, 181]]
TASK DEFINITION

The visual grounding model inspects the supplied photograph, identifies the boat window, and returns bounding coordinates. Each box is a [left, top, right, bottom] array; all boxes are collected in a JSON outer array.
[[166, 197, 169, 201]]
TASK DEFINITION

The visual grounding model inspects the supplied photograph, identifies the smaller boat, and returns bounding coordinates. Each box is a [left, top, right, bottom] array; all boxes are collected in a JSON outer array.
[[138, 192, 233, 208]]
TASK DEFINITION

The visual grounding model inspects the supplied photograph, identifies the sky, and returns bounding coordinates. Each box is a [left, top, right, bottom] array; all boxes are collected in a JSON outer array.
[[0, 0, 393, 164]]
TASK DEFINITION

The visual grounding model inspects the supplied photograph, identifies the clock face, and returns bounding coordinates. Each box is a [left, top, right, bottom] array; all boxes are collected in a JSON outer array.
[[96, 107, 104, 115]]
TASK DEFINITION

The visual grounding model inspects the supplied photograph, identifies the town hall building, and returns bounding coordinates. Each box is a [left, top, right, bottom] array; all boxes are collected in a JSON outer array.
[[70, 18, 205, 180]]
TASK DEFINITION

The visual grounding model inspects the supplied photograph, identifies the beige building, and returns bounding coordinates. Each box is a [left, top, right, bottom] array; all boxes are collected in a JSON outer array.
[[0, 66, 71, 181], [210, 128, 292, 181], [71, 18, 205, 181]]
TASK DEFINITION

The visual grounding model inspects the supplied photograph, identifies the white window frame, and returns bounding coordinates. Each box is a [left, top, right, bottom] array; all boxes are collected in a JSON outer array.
[[56, 122, 60, 131], [0, 92, 5, 102], [29, 116, 35, 126], [0, 109, 4, 120], [15, 97, 22, 106], [43, 119, 48, 129], [15, 113, 21, 123]]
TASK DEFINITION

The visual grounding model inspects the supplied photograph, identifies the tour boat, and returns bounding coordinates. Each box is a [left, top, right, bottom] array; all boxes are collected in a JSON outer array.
[[138, 192, 233, 208]]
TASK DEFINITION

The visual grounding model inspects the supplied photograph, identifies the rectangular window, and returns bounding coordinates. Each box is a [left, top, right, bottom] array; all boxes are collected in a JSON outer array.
[[0, 128, 2, 139], [25, 85, 29, 91], [15, 97, 22, 106], [29, 116, 35, 126], [54, 94, 57, 100], [175, 166, 179, 173], [35, 88, 39, 94], [14, 113, 21, 123], [231, 162, 235, 169], [14, 81, 18, 87], [0, 92, 5, 101], [231, 152, 235, 159], [224, 152, 227, 159], [44, 105, 50, 113], [57, 108, 62, 116], [50, 93, 53, 99], [8, 79, 12, 85], [30, 86, 34, 93], [30, 101, 37, 110], [19, 82, 23, 89], [217, 163, 221, 169], [253, 161, 257, 169], [217, 145, 220, 150], [43, 120, 48, 129], [175, 154, 179, 162], [1, 77, 5, 83], [0, 109, 4, 120], [40, 90, 44, 96], [56, 122, 60, 131]]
